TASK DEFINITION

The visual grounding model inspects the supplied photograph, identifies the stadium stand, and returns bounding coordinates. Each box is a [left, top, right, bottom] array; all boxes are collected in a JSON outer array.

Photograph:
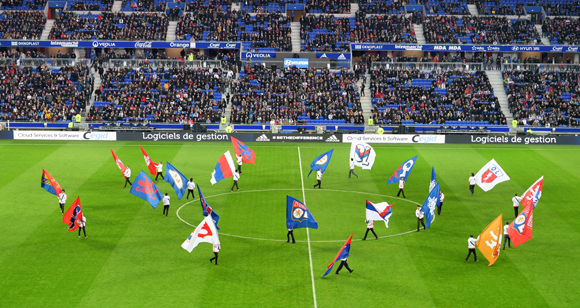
[[49, 12, 168, 41], [305, 0, 350, 14], [0, 0, 46, 10], [474, 0, 526, 16], [229, 64, 364, 125], [0, 65, 93, 122], [120, 0, 166, 12], [89, 66, 226, 123], [0, 11, 46, 40], [542, 17, 580, 45], [240, 0, 291, 13], [357, 0, 405, 14], [543, 0, 580, 16], [371, 68, 506, 125], [504, 69, 580, 127], [425, 0, 469, 15], [300, 13, 416, 51], [423, 16, 541, 45], [68, 0, 113, 11]]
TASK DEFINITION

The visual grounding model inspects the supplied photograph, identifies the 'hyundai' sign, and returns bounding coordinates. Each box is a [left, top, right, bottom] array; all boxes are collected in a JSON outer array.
[[284, 58, 309, 68]]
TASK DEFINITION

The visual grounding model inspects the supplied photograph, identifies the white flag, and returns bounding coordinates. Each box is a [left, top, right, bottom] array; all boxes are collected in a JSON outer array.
[[181, 215, 220, 253], [350, 142, 376, 170], [475, 159, 510, 192], [365, 200, 393, 228]]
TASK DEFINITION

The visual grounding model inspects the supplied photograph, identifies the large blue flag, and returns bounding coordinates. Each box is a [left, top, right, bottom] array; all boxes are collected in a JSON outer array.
[[429, 166, 437, 192], [322, 234, 352, 277], [308, 149, 333, 178], [164, 162, 188, 200], [198, 185, 220, 230], [130, 171, 164, 209], [421, 182, 440, 228], [286, 196, 318, 229], [387, 156, 418, 185]]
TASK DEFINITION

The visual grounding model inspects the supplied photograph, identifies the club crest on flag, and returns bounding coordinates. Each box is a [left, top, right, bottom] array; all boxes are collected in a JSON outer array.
[[315, 155, 329, 165], [291, 200, 308, 222], [481, 167, 501, 183], [67, 204, 82, 231], [63, 196, 83, 231], [474, 159, 510, 191], [168, 169, 183, 189], [513, 212, 531, 234], [387, 156, 417, 185]]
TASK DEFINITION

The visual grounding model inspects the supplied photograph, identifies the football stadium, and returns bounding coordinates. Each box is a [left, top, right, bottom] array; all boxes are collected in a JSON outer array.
[[1, 1, 580, 307]]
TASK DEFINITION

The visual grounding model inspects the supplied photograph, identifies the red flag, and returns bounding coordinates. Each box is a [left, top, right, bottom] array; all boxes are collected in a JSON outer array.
[[41, 168, 63, 196], [507, 204, 534, 247], [139, 144, 158, 176], [111, 148, 127, 178], [63, 196, 83, 231], [521, 176, 543, 209], [231, 136, 256, 165]]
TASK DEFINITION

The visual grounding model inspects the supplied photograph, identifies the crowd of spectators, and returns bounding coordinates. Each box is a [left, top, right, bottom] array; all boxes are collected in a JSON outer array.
[[300, 13, 416, 51], [0, 65, 93, 122], [88, 66, 227, 123], [239, 12, 292, 51], [121, 0, 165, 12], [423, 16, 541, 45], [504, 69, 580, 127], [542, 17, 580, 45], [69, 0, 113, 11], [229, 64, 364, 124], [0, 11, 46, 40], [0, 0, 47, 9], [474, 0, 526, 16], [305, 0, 350, 14], [543, 1, 580, 16], [176, 7, 240, 41], [50, 12, 168, 41], [427, 0, 469, 15], [357, 0, 404, 14], [370, 68, 506, 125]]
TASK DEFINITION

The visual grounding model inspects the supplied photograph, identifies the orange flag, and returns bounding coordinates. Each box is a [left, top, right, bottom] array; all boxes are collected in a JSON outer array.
[[476, 214, 503, 266]]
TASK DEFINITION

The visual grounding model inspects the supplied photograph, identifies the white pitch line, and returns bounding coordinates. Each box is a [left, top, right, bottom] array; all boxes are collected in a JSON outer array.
[[298, 147, 318, 308]]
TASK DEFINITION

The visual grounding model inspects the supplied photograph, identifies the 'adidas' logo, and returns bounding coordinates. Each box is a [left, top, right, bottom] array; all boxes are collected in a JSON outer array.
[[338, 54, 346, 60], [325, 135, 340, 142], [256, 134, 270, 142], [320, 53, 328, 58]]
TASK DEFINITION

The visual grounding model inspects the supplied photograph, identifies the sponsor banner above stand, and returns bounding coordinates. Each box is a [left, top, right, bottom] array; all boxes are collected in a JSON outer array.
[[0, 40, 240, 49], [350, 43, 580, 53], [254, 133, 342, 142], [13, 131, 116, 141], [316, 53, 351, 60], [343, 134, 445, 144], [117, 131, 254, 142], [448, 135, 580, 145], [241, 52, 276, 60], [284, 58, 309, 68]]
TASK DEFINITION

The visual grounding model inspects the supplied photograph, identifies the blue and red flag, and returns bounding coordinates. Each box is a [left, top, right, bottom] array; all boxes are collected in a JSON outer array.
[[322, 234, 353, 277], [231, 136, 256, 165], [41, 168, 63, 196], [387, 156, 418, 185], [287, 195, 318, 229], [308, 149, 334, 178], [198, 185, 220, 230], [63, 196, 83, 231], [210, 151, 236, 185], [421, 182, 440, 228], [164, 162, 188, 200], [365, 200, 393, 228], [130, 171, 164, 209]]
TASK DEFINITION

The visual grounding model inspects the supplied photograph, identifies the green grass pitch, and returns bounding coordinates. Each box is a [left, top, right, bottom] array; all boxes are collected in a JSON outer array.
[[0, 140, 579, 307]]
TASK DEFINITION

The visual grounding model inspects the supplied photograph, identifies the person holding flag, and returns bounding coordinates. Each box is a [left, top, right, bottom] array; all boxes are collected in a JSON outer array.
[[397, 177, 406, 198], [155, 162, 164, 182], [349, 158, 359, 179], [236, 154, 243, 175], [468, 173, 476, 196], [186, 178, 196, 200], [387, 156, 417, 186], [162, 193, 170, 217], [322, 234, 353, 277], [124, 167, 132, 188], [438, 191, 445, 215], [77, 215, 87, 239], [210, 151, 236, 185], [308, 149, 333, 179], [416, 206, 426, 232], [465, 234, 480, 263], [503, 221, 511, 250], [286, 195, 318, 242], [58, 189, 67, 215], [231, 170, 240, 192], [209, 243, 221, 265], [287, 228, 295, 244], [314, 169, 323, 189], [365, 200, 393, 230], [512, 193, 522, 218], [362, 219, 378, 240], [181, 215, 220, 256]]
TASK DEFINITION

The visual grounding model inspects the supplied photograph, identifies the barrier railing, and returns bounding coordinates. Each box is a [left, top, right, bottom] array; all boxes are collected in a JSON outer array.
[[501, 63, 580, 72], [370, 62, 485, 71], [0, 58, 91, 67], [107, 59, 223, 69]]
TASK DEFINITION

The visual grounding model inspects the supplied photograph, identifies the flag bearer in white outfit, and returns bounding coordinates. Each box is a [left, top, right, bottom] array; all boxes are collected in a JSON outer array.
[[155, 162, 164, 182], [77, 215, 87, 239], [465, 234, 480, 263], [58, 189, 67, 215], [186, 178, 196, 200], [362, 219, 378, 240], [162, 193, 170, 217], [231, 170, 240, 192]]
